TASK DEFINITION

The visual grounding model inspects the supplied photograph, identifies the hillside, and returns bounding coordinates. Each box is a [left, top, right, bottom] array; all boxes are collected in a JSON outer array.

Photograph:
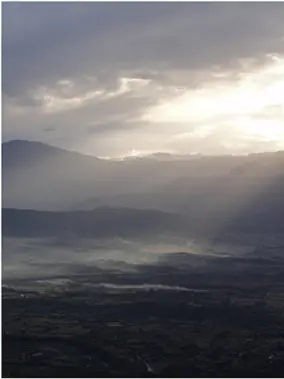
[[2, 207, 186, 240], [2, 141, 284, 233]]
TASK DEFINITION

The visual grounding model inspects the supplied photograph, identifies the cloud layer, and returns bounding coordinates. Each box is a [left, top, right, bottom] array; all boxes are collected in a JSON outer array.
[[3, 2, 284, 156]]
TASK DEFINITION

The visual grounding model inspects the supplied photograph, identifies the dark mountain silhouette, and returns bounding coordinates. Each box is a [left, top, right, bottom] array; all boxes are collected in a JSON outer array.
[[2, 207, 187, 239], [2, 139, 100, 168], [2, 140, 284, 237], [2, 140, 115, 210], [1, 140, 215, 209]]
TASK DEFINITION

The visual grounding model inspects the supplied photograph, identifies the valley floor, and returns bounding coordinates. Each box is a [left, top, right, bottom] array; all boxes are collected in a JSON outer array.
[[3, 253, 284, 377]]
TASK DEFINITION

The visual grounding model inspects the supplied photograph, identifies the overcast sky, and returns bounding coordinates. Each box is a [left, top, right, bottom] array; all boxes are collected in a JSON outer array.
[[2, 2, 284, 157]]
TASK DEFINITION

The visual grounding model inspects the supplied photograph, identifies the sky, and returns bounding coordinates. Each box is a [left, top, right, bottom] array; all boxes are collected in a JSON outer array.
[[2, 2, 284, 158]]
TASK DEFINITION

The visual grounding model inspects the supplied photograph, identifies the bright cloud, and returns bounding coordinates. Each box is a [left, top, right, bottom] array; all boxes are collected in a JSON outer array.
[[143, 58, 284, 130]]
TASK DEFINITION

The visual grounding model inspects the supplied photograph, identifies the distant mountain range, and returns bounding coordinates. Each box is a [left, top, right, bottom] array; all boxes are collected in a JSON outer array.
[[118, 152, 204, 161], [2, 207, 187, 240], [2, 140, 284, 239]]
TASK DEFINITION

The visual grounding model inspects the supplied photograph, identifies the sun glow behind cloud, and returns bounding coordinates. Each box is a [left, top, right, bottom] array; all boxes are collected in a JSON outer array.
[[142, 56, 284, 149], [3, 54, 284, 157]]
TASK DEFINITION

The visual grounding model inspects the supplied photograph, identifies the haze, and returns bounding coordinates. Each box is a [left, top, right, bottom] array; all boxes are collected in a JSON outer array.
[[3, 4, 284, 377]]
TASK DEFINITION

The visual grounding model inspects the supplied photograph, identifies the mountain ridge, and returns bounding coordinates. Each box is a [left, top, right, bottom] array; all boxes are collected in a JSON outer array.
[[2, 207, 187, 239], [3, 139, 284, 161], [3, 139, 284, 215]]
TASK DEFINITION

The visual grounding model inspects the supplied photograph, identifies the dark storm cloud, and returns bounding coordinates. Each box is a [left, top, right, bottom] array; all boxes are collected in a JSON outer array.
[[3, 2, 284, 98]]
